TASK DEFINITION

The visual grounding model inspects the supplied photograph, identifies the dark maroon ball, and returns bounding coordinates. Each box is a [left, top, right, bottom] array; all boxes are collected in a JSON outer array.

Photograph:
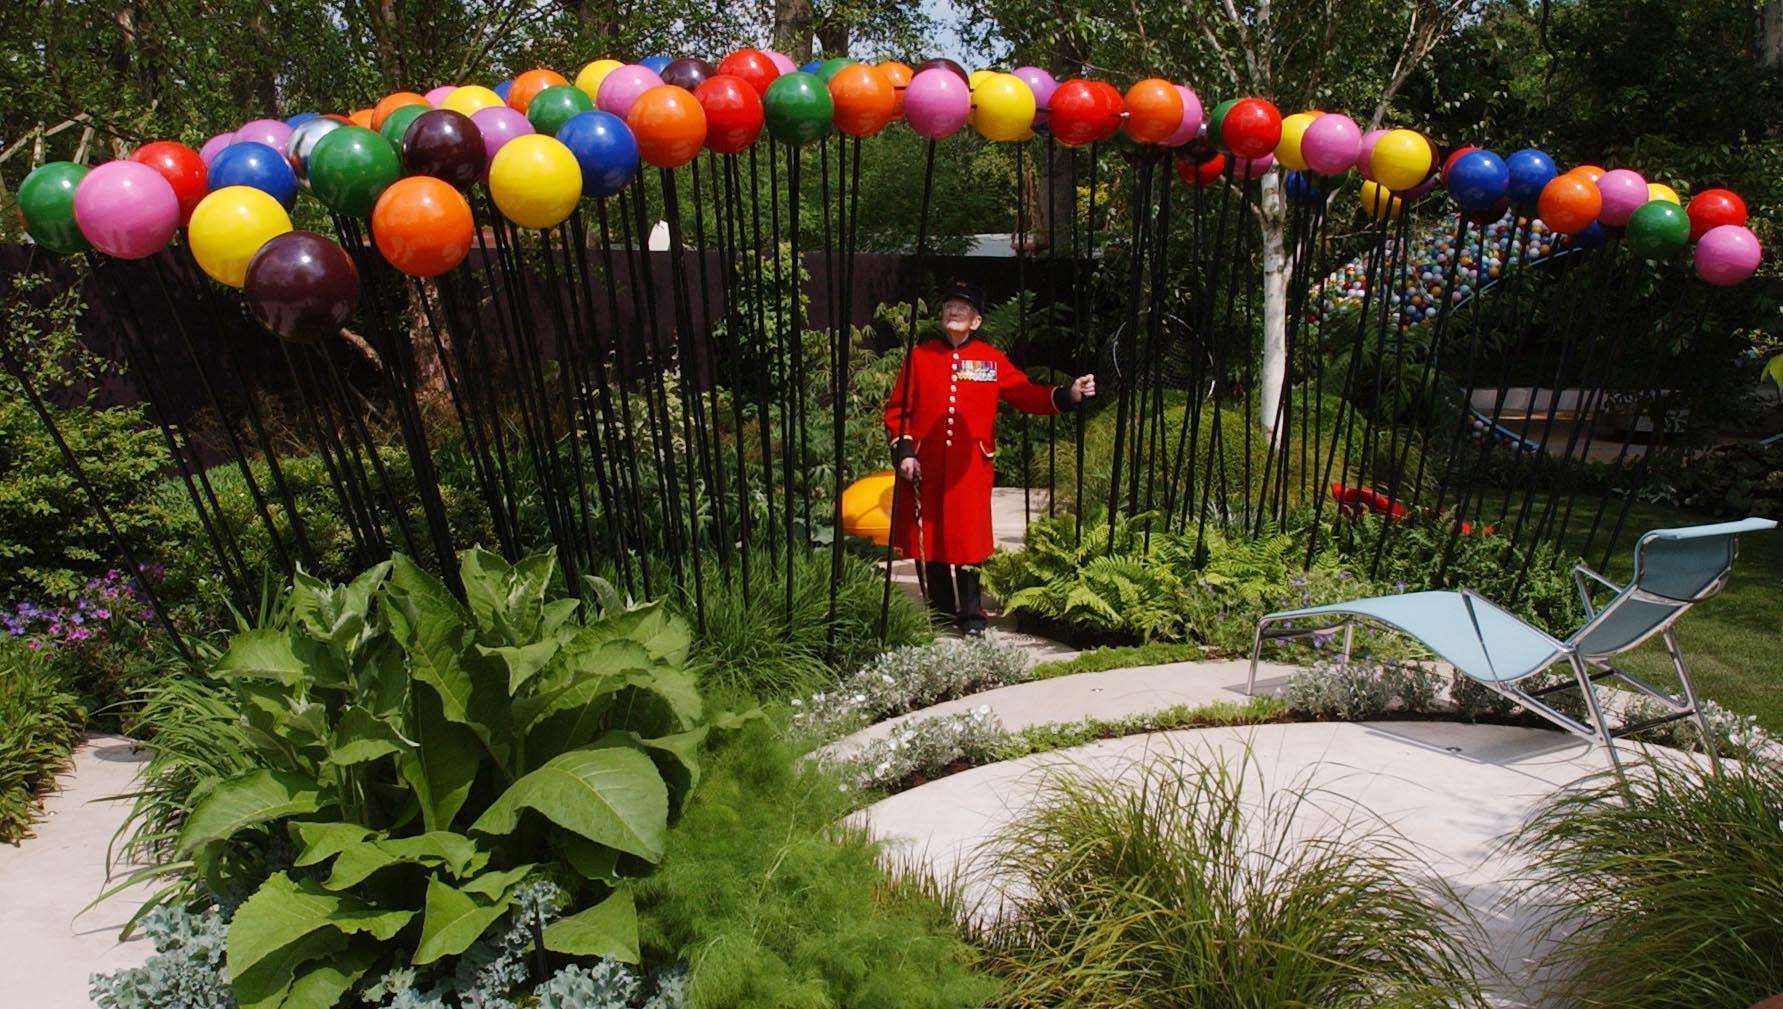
[[913, 58, 968, 82], [660, 57, 717, 91], [244, 231, 359, 343], [400, 109, 483, 189]]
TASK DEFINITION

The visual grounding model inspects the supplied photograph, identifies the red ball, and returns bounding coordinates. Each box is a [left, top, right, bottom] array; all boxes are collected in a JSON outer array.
[[130, 141, 208, 225], [694, 74, 765, 154], [1686, 188, 1748, 242], [1220, 98, 1281, 159], [1441, 145, 1479, 186], [1048, 78, 1123, 147], [1175, 152, 1226, 188], [717, 49, 780, 98]]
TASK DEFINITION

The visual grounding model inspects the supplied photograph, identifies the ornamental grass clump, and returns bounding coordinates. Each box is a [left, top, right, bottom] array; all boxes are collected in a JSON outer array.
[[1510, 753, 1783, 1008], [964, 754, 1490, 1008]]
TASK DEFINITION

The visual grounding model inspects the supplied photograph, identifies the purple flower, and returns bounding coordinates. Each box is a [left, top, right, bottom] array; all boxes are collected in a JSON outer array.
[[68, 627, 91, 641], [94, 607, 111, 620]]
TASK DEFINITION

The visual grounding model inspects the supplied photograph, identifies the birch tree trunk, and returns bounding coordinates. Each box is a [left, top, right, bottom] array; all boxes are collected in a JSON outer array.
[[1257, 169, 1289, 444]]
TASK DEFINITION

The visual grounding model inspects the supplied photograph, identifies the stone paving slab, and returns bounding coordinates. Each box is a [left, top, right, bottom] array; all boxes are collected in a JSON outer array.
[[858, 720, 1625, 1007], [0, 734, 155, 1009]]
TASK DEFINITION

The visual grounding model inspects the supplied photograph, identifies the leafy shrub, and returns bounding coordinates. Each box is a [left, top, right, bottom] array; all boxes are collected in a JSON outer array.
[[962, 754, 1489, 1008], [678, 545, 932, 701], [1512, 753, 1783, 1008], [633, 722, 997, 1009], [790, 637, 1030, 741], [1648, 440, 1783, 519], [844, 707, 1007, 791], [3, 566, 172, 724], [1345, 515, 1581, 636], [0, 638, 87, 843], [125, 548, 714, 1007]]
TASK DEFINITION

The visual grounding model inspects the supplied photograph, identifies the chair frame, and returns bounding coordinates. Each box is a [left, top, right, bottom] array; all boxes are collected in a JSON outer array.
[[1247, 527, 1750, 780]]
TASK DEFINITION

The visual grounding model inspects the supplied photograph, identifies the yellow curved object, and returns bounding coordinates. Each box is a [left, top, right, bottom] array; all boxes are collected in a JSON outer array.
[[841, 469, 897, 545]]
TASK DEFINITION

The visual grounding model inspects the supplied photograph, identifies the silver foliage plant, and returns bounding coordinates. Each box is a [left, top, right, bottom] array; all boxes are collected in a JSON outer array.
[[842, 707, 1006, 792], [90, 905, 233, 1009], [791, 637, 1030, 741]]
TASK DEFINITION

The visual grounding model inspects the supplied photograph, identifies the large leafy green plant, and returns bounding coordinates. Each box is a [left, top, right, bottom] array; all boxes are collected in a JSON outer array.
[[158, 549, 709, 1009]]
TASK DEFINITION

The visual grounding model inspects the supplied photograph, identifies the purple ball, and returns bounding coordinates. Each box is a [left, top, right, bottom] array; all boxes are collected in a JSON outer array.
[[1301, 113, 1361, 176], [472, 106, 535, 165], [199, 132, 234, 166], [1595, 168, 1647, 227], [596, 64, 665, 117], [73, 160, 181, 260], [1356, 128, 1386, 181], [425, 84, 458, 107], [1694, 224, 1761, 286], [1012, 66, 1058, 109], [903, 68, 971, 139], [1234, 153, 1275, 180], [764, 50, 796, 75], [1160, 86, 1204, 147], [235, 118, 294, 152]]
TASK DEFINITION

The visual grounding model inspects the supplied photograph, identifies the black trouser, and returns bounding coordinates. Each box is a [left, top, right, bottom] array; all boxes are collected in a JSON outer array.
[[923, 562, 986, 633]]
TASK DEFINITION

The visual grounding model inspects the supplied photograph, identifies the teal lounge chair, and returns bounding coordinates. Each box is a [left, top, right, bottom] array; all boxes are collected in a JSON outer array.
[[1248, 518, 1775, 778]]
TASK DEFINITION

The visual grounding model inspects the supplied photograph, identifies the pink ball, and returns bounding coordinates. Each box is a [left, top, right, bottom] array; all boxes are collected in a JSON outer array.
[[425, 85, 458, 108], [597, 65, 664, 117], [1234, 152, 1275, 179], [74, 160, 180, 260], [1356, 128, 1386, 180], [764, 50, 796, 75], [1301, 113, 1361, 175], [1595, 169, 1648, 227], [1160, 86, 1204, 148], [1012, 66, 1058, 109], [199, 132, 234, 166], [904, 68, 971, 139], [1694, 224, 1761, 286], [235, 118, 293, 152], [472, 106, 534, 165]]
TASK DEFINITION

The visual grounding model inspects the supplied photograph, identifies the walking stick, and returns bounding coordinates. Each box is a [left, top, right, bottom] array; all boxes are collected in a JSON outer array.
[[911, 470, 928, 599]]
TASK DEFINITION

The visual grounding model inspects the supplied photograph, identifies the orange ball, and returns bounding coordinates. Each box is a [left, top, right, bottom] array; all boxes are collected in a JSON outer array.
[[372, 91, 428, 129], [627, 85, 708, 168], [508, 68, 568, 113], [348, 107, 375, 128], [878, 60, 914, 119], [1536, 173, 1603, 235], [830, 63, 896, 137], [371, 176, 474, 277], [1123, 78, 1183, 144], [1566, 163, 1606, 185]]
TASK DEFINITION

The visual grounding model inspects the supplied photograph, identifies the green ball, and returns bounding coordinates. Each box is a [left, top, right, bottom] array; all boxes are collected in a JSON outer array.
[[1208, 98, 1238, 150], [816, 57, 856, 84], [1626, 199, 1690, 260], [528, 84, 595, 137], [18, 161, 91, 255], [763, 72, 833, 148], [308, 126, 400, 217], [379, 103, 429, 149]]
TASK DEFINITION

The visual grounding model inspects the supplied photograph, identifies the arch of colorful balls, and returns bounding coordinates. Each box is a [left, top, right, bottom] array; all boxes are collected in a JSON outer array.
[[14, 52, 1766, 345]]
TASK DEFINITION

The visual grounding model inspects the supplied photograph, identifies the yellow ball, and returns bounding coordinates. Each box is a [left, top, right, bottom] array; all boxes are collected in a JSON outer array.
[[840, 469, 897, 545], [187, 186, 292, 288], [971, 73, 1038, 143], [575, 59, 624, 102], [968, 68, 995, 92], [1275, 111, 1322, 172], [488, 134, 583, 229], [1647, 182, 1681, 205], [441, 85, 504, 118], [1369, 128, 1431, 192], [1359, 179, 1403, 220]]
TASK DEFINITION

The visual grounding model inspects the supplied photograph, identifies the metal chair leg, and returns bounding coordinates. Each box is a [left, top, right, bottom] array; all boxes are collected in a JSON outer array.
[[1664, 628, 1722, 777], [1570, 651, 1626, 784], [1247, 622, 1266, 696]]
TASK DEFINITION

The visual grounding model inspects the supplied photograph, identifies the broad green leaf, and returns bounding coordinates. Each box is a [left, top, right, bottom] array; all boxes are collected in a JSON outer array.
[[324, 831, 488, 890], [329, 706, 408, 767], [275, 945, 379, 1009], [637, 727, 708, 807], [227, 873, 413, 982], [413, 877, 511, 965], [388, 563, 510, 758], [459, 548, 516, 631], [292, 822, 373, 868], [557, 835, 619, 882], [480, 638, 561, 696], [541, 889, 640, 963], [623, 666, 703, 729], [541, 597, 580, 635], [216, 629, 306, 685], [472, 746, 668, 862], [231, 925, 346, 1009], [459, 862, 536, 899], [178, 770, 324, 857], [1765, 352, 1783, 393], [397, 687, 480, 832]]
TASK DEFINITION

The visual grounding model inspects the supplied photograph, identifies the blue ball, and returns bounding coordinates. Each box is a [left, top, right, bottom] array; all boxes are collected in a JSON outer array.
[[494, 80, 513, 102], [799, 59, 823, 75], [1283, 170, 1324, 205], [1446, 150, 1508, 212], [1504, 149, 1556, 208], [208, 141, 298, 208], [556, 110, 639, 198], [641, 55, 673, 74], [285, 111, 320, 128], [1572, 221, 1608, 249]]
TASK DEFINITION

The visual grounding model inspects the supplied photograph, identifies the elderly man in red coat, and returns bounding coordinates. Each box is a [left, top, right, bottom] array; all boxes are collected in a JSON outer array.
[[884, 280, 1096, 634]]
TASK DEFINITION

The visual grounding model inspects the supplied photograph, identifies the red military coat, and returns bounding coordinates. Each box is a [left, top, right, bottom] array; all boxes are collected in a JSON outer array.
[[883, 336, 1067, 565]]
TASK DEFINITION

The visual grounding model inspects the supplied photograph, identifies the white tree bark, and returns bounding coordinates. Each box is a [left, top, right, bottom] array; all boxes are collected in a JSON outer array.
[[1257, 169, 1289, 445]]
